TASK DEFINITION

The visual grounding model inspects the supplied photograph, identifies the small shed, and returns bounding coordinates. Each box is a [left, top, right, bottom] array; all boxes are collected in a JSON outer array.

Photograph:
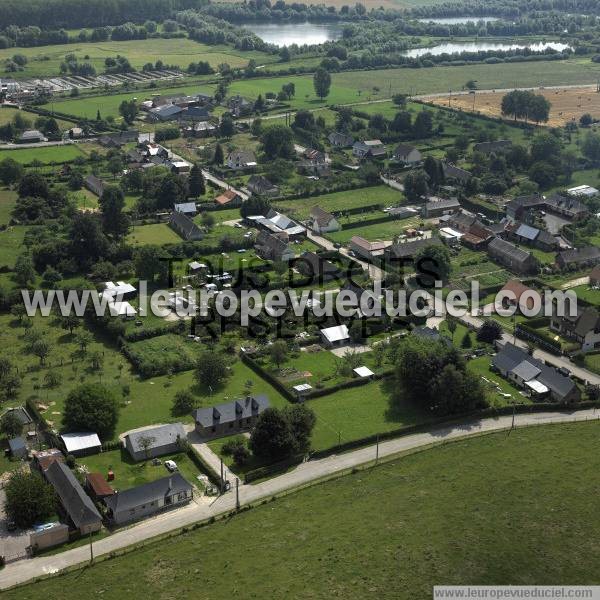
[[86, 472, 115, 500], [353, 366, 374, 379], [61, 432, 102, 457], [292, 383, 313, 400], [8, 436, 27, 459]]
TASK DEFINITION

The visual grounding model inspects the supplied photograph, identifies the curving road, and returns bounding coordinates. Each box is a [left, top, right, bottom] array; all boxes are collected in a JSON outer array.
[[1, 408, 599, 591]]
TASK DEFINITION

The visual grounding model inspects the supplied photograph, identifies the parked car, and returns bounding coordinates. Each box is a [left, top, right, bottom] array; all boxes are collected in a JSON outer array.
[[164, 460, 178, 472]]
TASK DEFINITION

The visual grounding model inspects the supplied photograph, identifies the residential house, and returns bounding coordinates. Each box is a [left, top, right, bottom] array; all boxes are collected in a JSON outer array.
[[68, 127, 84, 139], [392, 144, 422, 165], [251, 210, 306, 240], [295, 251, 341, 282], [544, 193, 589, 221], [352, 139, 386, 159], [193, 395, 270, 439], [590, 265, 600, 287], [320, 324, 350, 347], [124, 423, 186, 462], [174, 202, 197, 217], [18, 129, 47, 143], [247, 175, 279, 197], [505, 194, 545, 223], [550, 304, 600, 353], [499, 279, 537, 311], [422, 197, 461, 218], [309, 206, 341, 234], [328, 131, 354, 147], [556, 246, 600, 271], [105, 473, 193, 525], [148, 104, 183, 122], [492, 342, 580, 402], [226, 150, 257, 170], [348, 236, 389, 260], [441, 162, 472, 184], [84, 174, 106, 197], [60, 432, 101, 457], [32, 448, 65, 473], [45, 461, 102, 534], [169, 160, 191, 175], [508, 223, 558, 252], [102, 281, 137, 301], [384, 237, 443, 265], [183, 121, 217, 138], [446, 211, 493, 249], [85, 473, 115, 501], [255, 231, 295, 262], [1, 406, 32, 433], [169, 211, 204, 241], [227, 95, 253, 117], [215, 189, 243, 206], [473, 140, 512, 155], [487, 237, 538, 275]]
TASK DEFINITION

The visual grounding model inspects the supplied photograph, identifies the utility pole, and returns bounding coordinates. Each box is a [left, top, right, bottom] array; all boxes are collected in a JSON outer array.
[[89, 529, 94, 564], [375, 434, 379, 465], [236, 478, 240, 510], [511, 403, 516, 431], [220, 457, 224, 494]]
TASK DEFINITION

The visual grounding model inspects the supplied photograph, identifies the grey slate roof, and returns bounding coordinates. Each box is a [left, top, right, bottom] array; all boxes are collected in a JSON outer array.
[[169, 210, 204, 241], [45, 461, 101, 528], [558, 246, 600, 266], [8, 437, 26, 453], [492, 343, 577, 401], [105, 473, 192, 514], [174, 202, 197, 214], [515, 223, 539, 241], [510, 360, 541, 381], [193, 395, 270, 428], [126, 423, 186, 454], [488, 237, 534, 264], [386, 236, 443, 259]]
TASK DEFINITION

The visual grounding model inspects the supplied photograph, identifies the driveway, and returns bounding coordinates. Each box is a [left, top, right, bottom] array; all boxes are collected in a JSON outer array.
[[0, 489, 32, 561], [185, 428, 238, 486]]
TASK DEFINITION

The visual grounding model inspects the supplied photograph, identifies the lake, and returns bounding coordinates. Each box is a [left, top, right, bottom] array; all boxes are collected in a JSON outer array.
[[403, 41, 572, 58], [417, 17, 500, 25], [245, 22, 343, 47]]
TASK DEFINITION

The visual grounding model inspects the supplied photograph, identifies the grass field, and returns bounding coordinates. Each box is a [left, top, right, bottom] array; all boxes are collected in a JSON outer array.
[[127, 223, 183, 246], [275, 185, 405, 219], [0, 225, 26, 268], [7, 420, 600, 599], [426, 84, 600, 127], [0, 188, 17, 226], [0, 144, 85, 164], [326, 217, 423, 244], [0, 38, 270, 79], [41, 83, 216, 120]]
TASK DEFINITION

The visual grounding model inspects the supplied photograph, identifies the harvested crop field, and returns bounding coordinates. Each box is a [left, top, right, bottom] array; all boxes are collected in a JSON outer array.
[[423, 85, 600, 127]]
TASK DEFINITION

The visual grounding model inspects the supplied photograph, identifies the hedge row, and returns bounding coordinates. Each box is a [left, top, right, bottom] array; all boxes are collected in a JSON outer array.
[[515, 323, 562, 355], [244, 454, 304, 484], [123, 322, 184, 343], [239, 351, 295, 402], [304, 370, 394, 400], [187, 444, 221, 486]]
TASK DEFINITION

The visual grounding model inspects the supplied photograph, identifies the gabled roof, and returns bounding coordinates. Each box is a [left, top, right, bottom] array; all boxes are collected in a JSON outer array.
[[386, 236, 443, 259], [125, 423, 186, 453], [488, 237, 535, 264], [442, 162, 471, 182], [320, 324, 349, 343], [45, 461, 101, 528], [174, 202, 197, 214], [169, 211, 204, 241], [492, 343, 577, 400], [393, 143, 419, 157], [193, 395, 270, 428], [215, 189, 240, 205], [105, 474, 192, 514], [227, 149, 256, 164], [61, 432, 101, 454], [545, 193, 588, 216], [310, 205, 336, 227], [86, 472, 114, 497], [558, 246, 600, 266]]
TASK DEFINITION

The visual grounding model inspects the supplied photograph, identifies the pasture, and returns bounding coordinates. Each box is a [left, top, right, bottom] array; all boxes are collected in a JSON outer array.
[[425, 85, 600, 127], [0, 144, 85, 164], [0, 38, 269, 79]]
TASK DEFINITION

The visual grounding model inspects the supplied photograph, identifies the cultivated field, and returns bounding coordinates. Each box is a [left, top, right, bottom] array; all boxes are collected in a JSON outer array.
[[425, 85, 600, 127], [6, 421, 600, 599]]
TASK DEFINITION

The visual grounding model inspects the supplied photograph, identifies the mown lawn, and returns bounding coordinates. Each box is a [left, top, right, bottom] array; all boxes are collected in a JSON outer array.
[[7, 421, 600, 599], [0, 188, 17, 225], [0, 144, 85, 165], [275, 185, 405, 220], [0, 225, 26, 268], [78, 448, 203, 491], [126, 223, 183, 246], [326, 216, 423, 244]]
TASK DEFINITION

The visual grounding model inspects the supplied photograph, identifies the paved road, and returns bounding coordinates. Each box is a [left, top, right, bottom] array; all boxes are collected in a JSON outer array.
[[307, 231, 386, 280], [1, 408, 598, 590], [201, 169, 249, 201]]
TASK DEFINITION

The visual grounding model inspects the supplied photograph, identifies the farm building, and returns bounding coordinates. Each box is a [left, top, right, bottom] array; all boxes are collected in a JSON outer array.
[[169, 211, 204, 241], [487, 238, 538, 275], [124, 423, 187, 462]]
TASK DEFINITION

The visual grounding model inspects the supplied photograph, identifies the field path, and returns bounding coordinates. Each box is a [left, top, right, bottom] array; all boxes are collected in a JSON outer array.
[[1, 408, 599, 590]]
